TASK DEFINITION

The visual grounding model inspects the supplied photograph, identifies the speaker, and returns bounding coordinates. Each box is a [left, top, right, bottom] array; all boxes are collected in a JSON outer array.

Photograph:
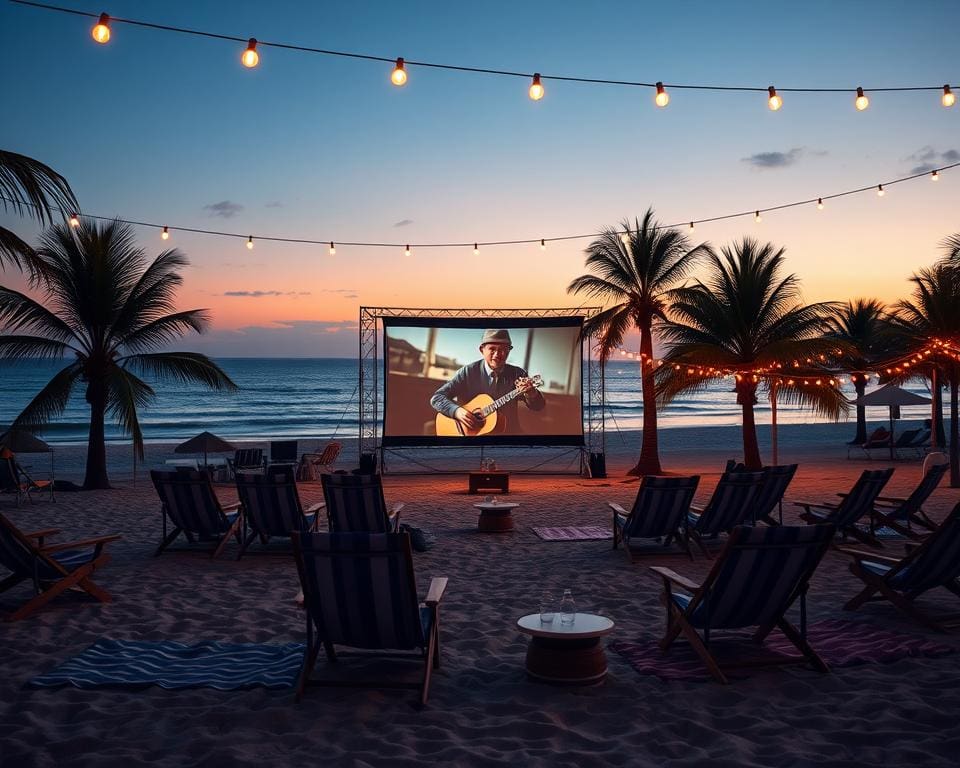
[[588, 452, 607, 479], [357, 452, 378, 475]]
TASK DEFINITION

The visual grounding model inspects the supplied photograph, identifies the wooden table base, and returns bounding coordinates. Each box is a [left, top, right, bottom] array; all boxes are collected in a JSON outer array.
[[524, 635, 608, 685], [477, 509, 514, 532]]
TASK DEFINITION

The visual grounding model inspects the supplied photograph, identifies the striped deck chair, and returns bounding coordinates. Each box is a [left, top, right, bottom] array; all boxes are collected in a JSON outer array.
[[234, 468, 324, 558], [650, 524, 836, 683], [748, 464, 798, 526], [321, 473, 403, 533], [792, 468, 894, 547], [150, 469, 243, 558], [840, 502, 960, 632], [227, 448, 264, 479], [291, 531, 448, 705], [0, 512, 121, 621], [686, 471, 765, 558], [608, 476, 700, 560], [867, 462, 948, 540]]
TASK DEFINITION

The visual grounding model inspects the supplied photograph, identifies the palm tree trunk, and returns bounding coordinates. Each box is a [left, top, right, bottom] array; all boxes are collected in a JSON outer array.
[[628, 320, 662, 476], [737, 381, 762, 469], [852, 378, 867, 444], [83, 377, 111, 490], [933, 379, 947, 448], [950, 374, 959, 488]]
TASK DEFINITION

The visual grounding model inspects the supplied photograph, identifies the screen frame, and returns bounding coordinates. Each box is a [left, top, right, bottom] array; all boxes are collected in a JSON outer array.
[[381, 315, 586, 447]]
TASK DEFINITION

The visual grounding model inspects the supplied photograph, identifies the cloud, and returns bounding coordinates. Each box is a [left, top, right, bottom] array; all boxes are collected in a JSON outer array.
[[393, 219, 413, 228], [320, 288, 359, 299], [224, 290, 311, 297], [905, 146, 959, 174], [176, 320, 360, 357], [264, 201, 283, 208], [741, 148, 804, 169], [203, 200, 244, 218]]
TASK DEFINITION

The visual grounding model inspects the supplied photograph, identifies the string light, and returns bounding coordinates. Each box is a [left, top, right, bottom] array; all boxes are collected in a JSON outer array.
[[91, 12, 110, 44], [529, 73, 544, 101], [855, 87, 869, 111], [473, 243, 479, 255], [931, 170, 939, 181], [767, 86, 782, 111], [404, 244, 411, 256], [689, 222, 695, 230], [755, 210, 762, 222], [943, 85, 955, 107], [877, 184, 885, 197], [161, 226, 169, 240], [654, 81, 669, 107], [242, 38, 259, 68], [246, 235, 254, 249], [539, 238, 546, 251], [391, 57, 407, 86], [329, 241, 336, 255], [817, 198, 824, 210], [69, 213, 80, 227]]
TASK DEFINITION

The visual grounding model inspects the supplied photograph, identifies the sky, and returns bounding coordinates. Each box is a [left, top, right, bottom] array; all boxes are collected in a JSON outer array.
[[2, 0, 958, 357]]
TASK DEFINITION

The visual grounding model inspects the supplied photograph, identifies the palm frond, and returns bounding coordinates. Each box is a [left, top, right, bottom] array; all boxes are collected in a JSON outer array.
[[117, 310, 210, 354], [582, 304, 633, 360], [10, 361, 83, 430], [0, 226, 51, 283], [0, 285, 79, 343], [0, 335, 76, 361], [0, 150, 79, 226], [110, 249, 192, 340], [106, 366, 155, 460], [122, 352, 238, 391]]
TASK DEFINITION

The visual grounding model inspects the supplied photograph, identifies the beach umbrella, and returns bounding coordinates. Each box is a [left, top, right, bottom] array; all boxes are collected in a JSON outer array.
[[853, 384, 931, 460], [0, 427, 52, 453], [174, 431, 235, 469]]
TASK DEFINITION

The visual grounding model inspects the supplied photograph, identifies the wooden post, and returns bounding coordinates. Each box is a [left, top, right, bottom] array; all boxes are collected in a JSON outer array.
[[770, 379, 779, 467], [931, 366, 938, 452]]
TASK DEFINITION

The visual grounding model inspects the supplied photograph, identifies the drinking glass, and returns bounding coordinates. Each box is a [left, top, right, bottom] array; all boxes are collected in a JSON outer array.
[[539, 593, 555, 623]]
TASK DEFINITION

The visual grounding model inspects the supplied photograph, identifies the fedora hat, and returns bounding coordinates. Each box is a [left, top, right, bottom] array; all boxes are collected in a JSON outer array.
[[480, 329, 512, 346]]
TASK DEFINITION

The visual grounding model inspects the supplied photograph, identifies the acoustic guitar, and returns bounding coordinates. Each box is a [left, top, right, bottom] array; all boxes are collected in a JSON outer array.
[[435, 375, 544, 436]]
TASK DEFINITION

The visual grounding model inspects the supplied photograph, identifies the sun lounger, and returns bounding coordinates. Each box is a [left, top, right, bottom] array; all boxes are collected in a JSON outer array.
[[609, 475, 700, 560], [227, 449, 264, 478], [321, 472, 403, 533], [793, 468, 894, 547], [234, 467, 324, 558], [150, 469, 244, 558], [895, 429, 930, 460], [867, 462, 948, 540], [686, 470, 765, 558], [297, 441, 342, 481]]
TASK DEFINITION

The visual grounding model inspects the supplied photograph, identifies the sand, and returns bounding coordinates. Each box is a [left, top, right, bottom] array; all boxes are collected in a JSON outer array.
[[1, 425, 959, 767]]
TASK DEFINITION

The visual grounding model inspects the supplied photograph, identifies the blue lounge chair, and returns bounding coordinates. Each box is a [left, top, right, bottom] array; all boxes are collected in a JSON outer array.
[[840, 502, 960, 632], [292, 531, 448, 705], [321, 472, 403, 533], [227, 448, 264, 479], [867, 462, 948, 540], [650, 523, 836, 683], [793, 468, 894, 547], [609, 475, 700, 560], [750, 464, 798, 526], [0, 512, 121, 621], [847, 427, 891, 460], [234, 467, 324, 559], [896, 429, 931, 460], [686, 470, 765, 558], [150, 469, 244, 558]]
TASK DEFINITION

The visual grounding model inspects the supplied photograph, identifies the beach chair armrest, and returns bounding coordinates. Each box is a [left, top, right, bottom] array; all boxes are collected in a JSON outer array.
[[607, 502, 628, 516], [648, 566, 701, 593], [221, 501, 242, 512], [425, 576, 448, 607], [689, 504, 705, 514], [304, 501, 326, 514], [791, 500, 838, 511], [874, 496, 907, 505], [42, 534, 122, 553], [24, 528, 61, 539], [836, 547, 902, 564]]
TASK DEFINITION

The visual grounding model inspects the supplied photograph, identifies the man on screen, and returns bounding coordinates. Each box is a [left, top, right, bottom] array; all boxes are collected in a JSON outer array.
[[430, 329, 545, 435]]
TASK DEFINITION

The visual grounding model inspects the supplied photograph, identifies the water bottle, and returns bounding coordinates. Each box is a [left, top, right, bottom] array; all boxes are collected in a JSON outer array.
[[559, 589, 576, 625]]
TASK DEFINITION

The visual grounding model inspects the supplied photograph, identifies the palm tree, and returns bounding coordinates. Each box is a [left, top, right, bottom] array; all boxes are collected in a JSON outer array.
[[941, 232, 960, 264], [0, 219, 237, 489], [655, 238, 847, 470], [824, 299, 893, 444], [567, 209, 714, 475], [1, 149, 79, 280], [891, 264, 960, 487]]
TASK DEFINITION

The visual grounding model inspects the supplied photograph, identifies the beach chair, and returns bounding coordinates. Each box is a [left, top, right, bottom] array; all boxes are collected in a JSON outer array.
[[291, 531, 447, 705], [792, 468, 894, 547], [686, 470, 765, 558], [321, 472, 403, 533], [609, 475, 700, 560], [297, 441, 342, 481], [847, 427, 891, 460], [150, 469, 244, 558], [0, 512, 121, 621], [749, 464, 798, 526], [234, 468, 325, 558], [0, 457, 53, 505], [896, 429, 930, 460], [649, 523, 836, 683], [227, 448, 264, 478], [867, 461, 948, 540], [840, 502, 960, 632]]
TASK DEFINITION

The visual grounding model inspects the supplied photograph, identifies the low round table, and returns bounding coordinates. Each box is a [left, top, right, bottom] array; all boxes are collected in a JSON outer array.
[[473, 501, 520, 532], [517, 613, 615, 685]]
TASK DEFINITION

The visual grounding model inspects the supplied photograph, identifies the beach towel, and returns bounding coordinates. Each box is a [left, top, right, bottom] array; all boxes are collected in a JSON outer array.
[[30, 639, 304, 690], [611, 619, 956, 682], [532, 526, 612, 541]]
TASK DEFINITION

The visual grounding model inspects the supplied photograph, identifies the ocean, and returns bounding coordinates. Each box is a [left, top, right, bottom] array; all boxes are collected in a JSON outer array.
[[0, 358, 937, 445]]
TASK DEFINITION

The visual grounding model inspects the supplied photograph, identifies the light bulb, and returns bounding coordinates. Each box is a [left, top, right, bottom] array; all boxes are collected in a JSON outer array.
[[91, 13, 111, 44], [69, 214, 80, 227], [689, 222, 694, 230], [473, 243, 479, 256], [404, 244, 411, 256], [539, 238, 546, 251], [932, 170, 939, 181], [855, 87, 869, 111], [817, 198, 824, 210], [767, 86, 782, 111], [943, 85, 956, 108], [755, 211, 762, 223], [329, 241, 336, 255], [877, 184, 885, 197], [654, 81, 669, 108], [391, 57, 407, 86], [161, 226, 170, 240], [246, 236, 254, 249], [242, 39, 259, 68], [529, 73, 544, 101]]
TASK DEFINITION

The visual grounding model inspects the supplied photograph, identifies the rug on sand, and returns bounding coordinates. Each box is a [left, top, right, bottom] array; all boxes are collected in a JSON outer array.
[[532, 525, 612, 541], [611, 619, 956, 682], [30, 639, 305, 690]]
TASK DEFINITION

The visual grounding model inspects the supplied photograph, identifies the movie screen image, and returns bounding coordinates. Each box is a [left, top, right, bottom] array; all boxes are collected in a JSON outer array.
[[383, 318, 584, 446]]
